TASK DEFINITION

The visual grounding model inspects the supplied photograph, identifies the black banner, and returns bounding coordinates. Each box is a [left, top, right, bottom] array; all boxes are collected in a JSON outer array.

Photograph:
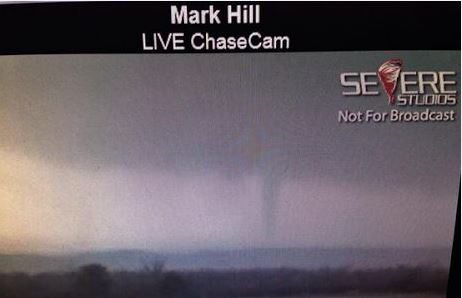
[[0, 1, 459, 55]]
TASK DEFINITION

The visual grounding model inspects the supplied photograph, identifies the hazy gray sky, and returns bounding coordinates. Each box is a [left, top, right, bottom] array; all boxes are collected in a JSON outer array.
[[0, 52, 459, 253]]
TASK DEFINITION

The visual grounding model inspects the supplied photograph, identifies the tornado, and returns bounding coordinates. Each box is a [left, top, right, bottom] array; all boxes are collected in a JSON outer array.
[[259, 147, 288, 241], [242, 124, 289, 241], [262, 172, 281, 239]]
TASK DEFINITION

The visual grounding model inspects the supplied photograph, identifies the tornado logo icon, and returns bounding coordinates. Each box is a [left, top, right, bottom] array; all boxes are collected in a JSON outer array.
[[378, 58, 403, 104]]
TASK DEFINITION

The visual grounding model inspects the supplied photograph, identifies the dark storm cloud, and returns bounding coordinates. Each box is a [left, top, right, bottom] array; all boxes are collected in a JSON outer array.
[[0, 53, 459, 195], [0, 52, 459, 251]]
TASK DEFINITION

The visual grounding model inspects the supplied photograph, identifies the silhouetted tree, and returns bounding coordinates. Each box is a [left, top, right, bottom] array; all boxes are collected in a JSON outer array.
[[74, 264, 111, 297], [142, 260, 165, 276]]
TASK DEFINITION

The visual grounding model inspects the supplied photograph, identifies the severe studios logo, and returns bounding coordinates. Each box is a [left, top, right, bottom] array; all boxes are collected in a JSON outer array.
[[340, 58, 457, 106], [338, 59, 458, 123]]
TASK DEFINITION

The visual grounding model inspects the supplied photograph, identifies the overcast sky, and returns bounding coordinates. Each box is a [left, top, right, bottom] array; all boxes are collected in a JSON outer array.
[[0, 52, 459, 254]]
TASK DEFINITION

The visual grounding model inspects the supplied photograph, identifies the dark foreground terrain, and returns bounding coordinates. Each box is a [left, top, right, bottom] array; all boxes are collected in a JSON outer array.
[[0, 264, 448, 298], [0, 248, 450, 273]]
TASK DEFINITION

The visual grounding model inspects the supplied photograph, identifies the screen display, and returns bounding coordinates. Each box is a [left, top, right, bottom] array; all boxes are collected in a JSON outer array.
[[0, 3, 459, 298]]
